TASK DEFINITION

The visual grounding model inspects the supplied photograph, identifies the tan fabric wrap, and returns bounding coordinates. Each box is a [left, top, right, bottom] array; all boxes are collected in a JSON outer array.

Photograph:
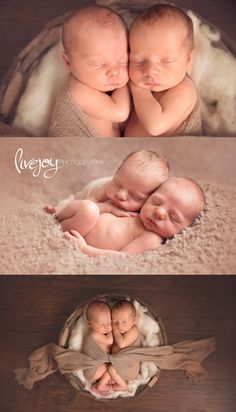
[[175, 93, 202, 136], [48, 83, 99, 137], [82, 332, 141, 383], [15, 337, 216, 390]]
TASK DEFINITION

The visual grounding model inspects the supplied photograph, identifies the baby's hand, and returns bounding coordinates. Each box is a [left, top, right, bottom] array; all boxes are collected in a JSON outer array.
[[64, 230, 87, 248], [112, 323, 120, 332], [111, 209, 139, 218]]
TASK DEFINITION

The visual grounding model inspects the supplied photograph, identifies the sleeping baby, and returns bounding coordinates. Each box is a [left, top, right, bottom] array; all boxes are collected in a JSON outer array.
[[63, 176, 205, 256], [44, 149, 169, 219], [48, 5, 130, 137], [125, 4, 202, 137]]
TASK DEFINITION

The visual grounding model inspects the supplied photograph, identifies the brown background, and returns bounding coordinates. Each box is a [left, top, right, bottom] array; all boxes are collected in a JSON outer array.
[[0, 275, 236, 412], [0, 0, 236, 80]]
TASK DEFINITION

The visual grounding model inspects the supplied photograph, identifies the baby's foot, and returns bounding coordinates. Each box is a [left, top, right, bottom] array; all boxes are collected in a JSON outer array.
[[44, 205, 58, 215], [91, 383, 112, 396], [112, 383, 127, 391]]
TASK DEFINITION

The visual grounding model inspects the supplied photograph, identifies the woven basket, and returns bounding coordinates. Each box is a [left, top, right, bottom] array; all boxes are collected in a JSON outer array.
[[58, 293, 168, 400]]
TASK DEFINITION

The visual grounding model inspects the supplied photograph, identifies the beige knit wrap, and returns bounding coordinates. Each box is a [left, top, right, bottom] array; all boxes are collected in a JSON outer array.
[[15, 337, 216, 391]]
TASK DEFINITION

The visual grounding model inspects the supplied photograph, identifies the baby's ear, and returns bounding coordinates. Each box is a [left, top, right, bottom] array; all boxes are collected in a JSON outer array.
[[61, 52, 72, 73], [187, 48, 196, 70]]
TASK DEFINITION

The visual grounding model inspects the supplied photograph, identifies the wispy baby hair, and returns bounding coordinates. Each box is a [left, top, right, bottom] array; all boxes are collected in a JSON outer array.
[[131, 4, 194, 51], [62, 5, 127, 53], [86, 300, 111, 321]]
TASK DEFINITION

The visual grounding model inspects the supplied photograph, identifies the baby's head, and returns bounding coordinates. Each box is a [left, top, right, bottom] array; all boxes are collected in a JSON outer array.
[[140, 176, 205, 238], [111, 300, 136, 333], [106, 150, 169, 211], [62, 6, 129, 92], [86, 300, 112, 335], [129, 4, 195, 92]]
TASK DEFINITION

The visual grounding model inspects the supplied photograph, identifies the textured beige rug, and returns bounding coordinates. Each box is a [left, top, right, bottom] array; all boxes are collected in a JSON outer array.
[[1, 137, 236, 274]]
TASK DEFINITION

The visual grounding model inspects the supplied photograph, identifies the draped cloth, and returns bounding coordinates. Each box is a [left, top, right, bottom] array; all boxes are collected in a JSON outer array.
[[15, 337, 216, 390]]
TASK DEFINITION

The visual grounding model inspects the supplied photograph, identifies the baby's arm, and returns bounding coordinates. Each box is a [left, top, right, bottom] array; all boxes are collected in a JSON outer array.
[[120, 231, 163, 254], [71, 82, 130, 122], [92, 331, 113, 346], [113, 325, 138, 349], [64, 229, 162, 256], [97, 201, 138, 217], [64, 230, 126, 256], [130, 78, 197, 136], [86, 182, 110, 203]]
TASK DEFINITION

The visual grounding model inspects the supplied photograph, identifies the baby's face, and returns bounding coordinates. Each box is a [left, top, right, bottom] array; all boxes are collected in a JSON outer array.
[[112, 307, 135, 333], [66, 25, 129, 92], [88, 310, 112, 335], [129, 20, 194, 92], [106, 162, 160, 211], [140, 180, 197, 238]]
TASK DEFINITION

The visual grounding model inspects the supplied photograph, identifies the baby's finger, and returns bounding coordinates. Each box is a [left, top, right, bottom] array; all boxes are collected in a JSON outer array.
[[64, 231, 74, 240], [70, 229, 82, 238]]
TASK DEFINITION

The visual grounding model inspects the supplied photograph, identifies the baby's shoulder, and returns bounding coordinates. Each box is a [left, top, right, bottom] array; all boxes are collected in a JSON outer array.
[[178, 75, 198, 102], [69, 78, 101, 106], [140, 229, 163, 249]]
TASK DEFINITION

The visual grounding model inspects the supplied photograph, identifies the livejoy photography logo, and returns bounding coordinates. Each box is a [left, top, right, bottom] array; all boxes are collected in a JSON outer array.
[[14, 148, 63, 178]]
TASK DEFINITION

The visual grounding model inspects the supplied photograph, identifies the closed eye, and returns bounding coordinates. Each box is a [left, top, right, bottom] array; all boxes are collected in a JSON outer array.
[[162, 60, 175, 64], [151, 199, 161, 206], [170, 215, 181, 224], [131, 60, 144, 65], [88, 63, 104, 68], [114, 181, 122, 188]]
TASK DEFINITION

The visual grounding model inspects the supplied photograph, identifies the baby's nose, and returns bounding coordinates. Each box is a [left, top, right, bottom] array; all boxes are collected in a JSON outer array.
[[116, 190, 127, 201], [143, 61, 160, 77], [154, 206, 166, 220], [107, 65, 120, 78]]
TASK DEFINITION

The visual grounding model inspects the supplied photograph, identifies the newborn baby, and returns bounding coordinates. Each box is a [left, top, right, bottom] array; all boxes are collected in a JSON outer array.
[[82, 300, 113, 394], [49, 6, 130, 137], [125, 4, 202, 137], [45, 149, 169, 219], [110, 300, 140, 390], [64, 176, 205, 255]]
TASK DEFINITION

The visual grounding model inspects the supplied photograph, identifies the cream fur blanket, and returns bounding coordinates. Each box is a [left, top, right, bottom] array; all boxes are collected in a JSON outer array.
[[10, 0, 236, 137], [1, 137, 236, 275]]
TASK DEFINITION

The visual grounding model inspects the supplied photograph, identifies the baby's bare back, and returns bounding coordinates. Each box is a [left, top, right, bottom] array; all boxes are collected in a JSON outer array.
[[85, 213, 145, 250]]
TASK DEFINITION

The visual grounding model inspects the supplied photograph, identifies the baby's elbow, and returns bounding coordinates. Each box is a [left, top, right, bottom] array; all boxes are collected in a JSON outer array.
[[115, 108, 130, 123], [144, 119, 168, 136]]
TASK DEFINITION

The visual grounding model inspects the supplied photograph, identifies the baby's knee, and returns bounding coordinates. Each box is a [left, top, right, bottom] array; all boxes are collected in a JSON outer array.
[[107, 364, 116, 375], [79, 200, 100, 219]]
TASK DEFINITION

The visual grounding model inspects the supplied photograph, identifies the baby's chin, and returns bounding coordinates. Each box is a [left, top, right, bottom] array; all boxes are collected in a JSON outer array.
[[135, 81, 167, 92], [101, 80, 128, 92]]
